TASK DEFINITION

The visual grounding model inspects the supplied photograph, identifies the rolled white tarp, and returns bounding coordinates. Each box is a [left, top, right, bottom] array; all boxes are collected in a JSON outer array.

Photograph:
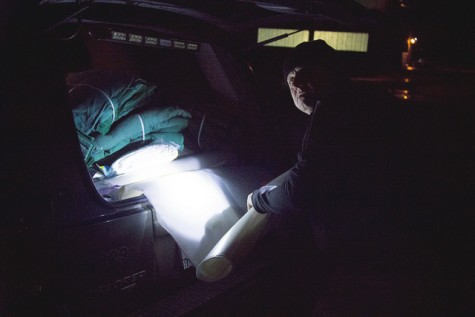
[[132, 169, 270, 283], [196, 207, 269, 282]]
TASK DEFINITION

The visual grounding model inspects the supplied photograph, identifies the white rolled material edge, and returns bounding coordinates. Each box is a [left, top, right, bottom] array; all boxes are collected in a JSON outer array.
[[196, 207, 269, 282]]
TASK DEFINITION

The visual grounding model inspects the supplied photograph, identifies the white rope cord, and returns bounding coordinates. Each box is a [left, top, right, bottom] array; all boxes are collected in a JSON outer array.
[[137, 114, 146, 142], [70, 83, 116, 123]]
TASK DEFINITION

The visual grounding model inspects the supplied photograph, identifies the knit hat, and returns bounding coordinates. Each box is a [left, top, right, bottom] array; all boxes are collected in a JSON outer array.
[[282, 40, 337, 82]]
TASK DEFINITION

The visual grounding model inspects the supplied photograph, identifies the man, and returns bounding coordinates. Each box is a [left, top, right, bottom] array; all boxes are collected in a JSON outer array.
[[245, 39, 404, 315], [248, 39, 400, 257]]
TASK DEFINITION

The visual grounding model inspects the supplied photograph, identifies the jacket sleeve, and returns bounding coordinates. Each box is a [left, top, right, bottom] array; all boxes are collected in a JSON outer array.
[[251, 156, 310, 215]]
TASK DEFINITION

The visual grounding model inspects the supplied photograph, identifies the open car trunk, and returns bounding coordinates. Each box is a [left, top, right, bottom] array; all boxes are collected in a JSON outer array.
[[46, 16, 277, 315]]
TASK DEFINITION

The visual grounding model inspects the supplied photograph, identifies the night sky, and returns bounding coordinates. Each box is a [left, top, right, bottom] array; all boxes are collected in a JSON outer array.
[[398, 0, 474, 67]]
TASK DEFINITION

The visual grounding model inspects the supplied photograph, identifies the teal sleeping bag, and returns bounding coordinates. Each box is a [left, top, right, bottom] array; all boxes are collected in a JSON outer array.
[[68, 71, 191, 167], [68, 70, 157, 135], [85, 107, 191, 166]]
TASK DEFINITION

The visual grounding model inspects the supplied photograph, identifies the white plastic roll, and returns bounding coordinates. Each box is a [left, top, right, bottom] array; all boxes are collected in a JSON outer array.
[[196, 207, 269, 282]]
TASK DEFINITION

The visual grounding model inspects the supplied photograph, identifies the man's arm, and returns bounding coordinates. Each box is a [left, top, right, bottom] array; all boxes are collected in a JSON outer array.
[[250, 158, 310, 215]]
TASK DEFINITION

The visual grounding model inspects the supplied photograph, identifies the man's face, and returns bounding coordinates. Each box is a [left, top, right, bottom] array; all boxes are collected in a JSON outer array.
[[287, 67, 318, 115]]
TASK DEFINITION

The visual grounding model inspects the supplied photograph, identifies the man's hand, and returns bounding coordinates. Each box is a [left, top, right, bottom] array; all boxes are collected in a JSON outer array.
[[247, 193, 254, 211], [247, 186, 277, 212]]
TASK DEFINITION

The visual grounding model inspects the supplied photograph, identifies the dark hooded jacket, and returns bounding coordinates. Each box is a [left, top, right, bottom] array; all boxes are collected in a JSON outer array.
[[252, 79, 401, 251]]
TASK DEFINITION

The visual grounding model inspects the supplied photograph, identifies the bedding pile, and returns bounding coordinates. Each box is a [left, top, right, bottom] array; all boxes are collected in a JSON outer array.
[[68, 70, 191, 167]]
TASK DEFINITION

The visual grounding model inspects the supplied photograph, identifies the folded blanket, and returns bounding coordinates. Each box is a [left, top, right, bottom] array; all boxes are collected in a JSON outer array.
[[69, 70, 157, 135], [82, 106, 191, 167]]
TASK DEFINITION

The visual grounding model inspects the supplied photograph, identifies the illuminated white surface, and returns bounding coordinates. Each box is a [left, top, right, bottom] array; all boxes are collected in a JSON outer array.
[[107, 152, 235, 186], [258, 28, 309, 47], [314, 31, 369, 52], [132, 170, 240, 266], [111, 143, 179, 175]]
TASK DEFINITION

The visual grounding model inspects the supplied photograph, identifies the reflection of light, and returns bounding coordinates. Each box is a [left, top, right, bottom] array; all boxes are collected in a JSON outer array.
[[111, 143, 179, 175], [393, 89, 411, 101], [407, 37, 417, 48], [153, 172, 231, 239], [133, 170, 238, 265], [106, 152, 234, 187], [404, 78, 410, 83]]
